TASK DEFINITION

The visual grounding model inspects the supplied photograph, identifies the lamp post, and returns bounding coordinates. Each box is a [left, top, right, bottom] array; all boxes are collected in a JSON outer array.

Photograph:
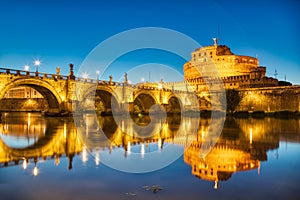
[[24, 65, 29, 71], [96, 70, 100, 82], [82, 72, 89, 83], [34, 60, 41, 76], [158, 83, 163, 105]]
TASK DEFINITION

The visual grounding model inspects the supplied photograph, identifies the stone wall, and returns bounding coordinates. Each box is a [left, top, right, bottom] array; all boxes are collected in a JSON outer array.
[[237, 86, 300, 112]]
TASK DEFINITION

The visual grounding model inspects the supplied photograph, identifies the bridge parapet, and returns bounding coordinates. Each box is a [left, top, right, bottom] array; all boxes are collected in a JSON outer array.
[[0, 67, 69, 80]]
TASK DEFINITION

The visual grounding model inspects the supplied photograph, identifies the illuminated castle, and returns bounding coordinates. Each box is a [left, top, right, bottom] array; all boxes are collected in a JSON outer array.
[[184, 39, 279, 90]]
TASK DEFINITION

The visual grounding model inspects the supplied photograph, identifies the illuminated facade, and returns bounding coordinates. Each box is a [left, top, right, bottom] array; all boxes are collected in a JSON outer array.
[[4, 86, 43, 98], [184, 39, 278, 90]]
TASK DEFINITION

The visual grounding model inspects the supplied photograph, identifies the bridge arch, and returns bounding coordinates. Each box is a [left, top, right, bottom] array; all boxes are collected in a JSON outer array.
[[166, 94, 183, 113], [133, 91, 159, 113], [0, 79, 63, 112], [81, 85, 121, 113]]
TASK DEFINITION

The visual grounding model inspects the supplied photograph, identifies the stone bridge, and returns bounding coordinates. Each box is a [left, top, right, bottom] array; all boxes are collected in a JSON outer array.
[[0, 65, 198, 115]]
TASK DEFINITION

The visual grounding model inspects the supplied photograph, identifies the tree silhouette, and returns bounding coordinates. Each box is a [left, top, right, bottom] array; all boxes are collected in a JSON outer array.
[[226, 89, 243, 113]]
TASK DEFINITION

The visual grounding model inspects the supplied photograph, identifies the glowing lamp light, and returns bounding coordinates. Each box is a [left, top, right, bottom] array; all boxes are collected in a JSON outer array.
[[249, 128, 253, 144], [34, 60, 41, 67], [214, 180, 219, 189], [34, 59, 41, 76], [82, 146, 88, 163], [22, 160, 27, 170], [82, 72, 89, 79], [157, 83, 163, 90], [141, 77, 145, 82], [33, 166, 39, 176], [96, 70, 100, 80], [127, 141, 131, 155], [158, 138, 162, 150], [141, 143, 145, 158], [24, 65, 30, 71], [95, 150, 100, 166]]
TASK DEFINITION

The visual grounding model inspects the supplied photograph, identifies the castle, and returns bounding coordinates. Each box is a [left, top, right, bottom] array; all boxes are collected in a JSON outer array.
[[180, 39, 299, 113], [184, 38, 281, 91]]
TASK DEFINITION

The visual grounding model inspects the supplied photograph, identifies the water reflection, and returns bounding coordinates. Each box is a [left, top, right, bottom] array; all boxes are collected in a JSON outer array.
[[184, 118, 262, 189], [0, 113, 299, 187], [0, 112, 46, 148]]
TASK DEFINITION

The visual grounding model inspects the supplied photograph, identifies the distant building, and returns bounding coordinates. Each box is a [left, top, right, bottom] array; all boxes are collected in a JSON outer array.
[[4, 86, 43, 98], [184, 39, 279, 90]]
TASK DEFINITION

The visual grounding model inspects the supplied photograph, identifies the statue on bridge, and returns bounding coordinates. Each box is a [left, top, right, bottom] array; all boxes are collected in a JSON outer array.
[[124, 72, 128, 84], [56, 67, 61, 79], [68, 64, 75, 80], [109, 75, 113, 84], [56, 67, 61, 75]]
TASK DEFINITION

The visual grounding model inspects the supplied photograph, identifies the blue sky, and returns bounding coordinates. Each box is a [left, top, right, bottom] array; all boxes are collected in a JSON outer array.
[[0, 0, 299, 83]]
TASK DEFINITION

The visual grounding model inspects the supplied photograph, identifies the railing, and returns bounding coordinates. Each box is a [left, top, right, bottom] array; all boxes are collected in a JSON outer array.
[[0, 67, 69, 80], [0, 67, 189, 93]]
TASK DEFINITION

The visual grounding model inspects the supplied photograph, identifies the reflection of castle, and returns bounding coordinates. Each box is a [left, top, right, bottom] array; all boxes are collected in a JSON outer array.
[[184, 39, 280, 90], [184, 142, 260, 189], [184, 118, 280, 188]]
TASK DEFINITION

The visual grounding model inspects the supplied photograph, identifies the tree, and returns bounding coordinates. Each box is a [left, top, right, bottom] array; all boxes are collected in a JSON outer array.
[[226, 89, 243, 113]]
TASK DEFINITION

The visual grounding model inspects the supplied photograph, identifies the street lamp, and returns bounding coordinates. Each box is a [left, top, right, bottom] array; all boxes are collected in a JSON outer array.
[[96, 70, 100, 81], [24, 65, 29, 71], [158, 83, 163, 104], [82, 72, 89, 79], [34, 60, 41, 76], [157, 83, 163, 90]]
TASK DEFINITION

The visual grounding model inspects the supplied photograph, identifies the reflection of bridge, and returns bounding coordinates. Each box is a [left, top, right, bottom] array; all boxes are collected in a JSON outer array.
[[0, 118, 83, 169], [0, 114, 199, 169], [0, 115, 289, 187], [0, 66, 198, 115]]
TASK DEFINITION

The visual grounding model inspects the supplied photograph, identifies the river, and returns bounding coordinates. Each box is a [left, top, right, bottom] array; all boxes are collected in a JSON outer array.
[[0, 112, 299, 200]]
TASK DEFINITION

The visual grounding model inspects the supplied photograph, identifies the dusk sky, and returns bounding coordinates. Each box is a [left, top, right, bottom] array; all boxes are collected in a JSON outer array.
[[0, 0, 299, 83]]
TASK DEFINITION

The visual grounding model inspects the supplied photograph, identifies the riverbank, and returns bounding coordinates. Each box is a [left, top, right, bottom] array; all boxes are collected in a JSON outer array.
[[1, 110, 299, 119], [194, 110, 300, 119]]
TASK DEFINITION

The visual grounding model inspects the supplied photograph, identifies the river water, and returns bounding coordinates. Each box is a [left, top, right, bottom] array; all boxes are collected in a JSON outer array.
[[0, 112, 299, 200]]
